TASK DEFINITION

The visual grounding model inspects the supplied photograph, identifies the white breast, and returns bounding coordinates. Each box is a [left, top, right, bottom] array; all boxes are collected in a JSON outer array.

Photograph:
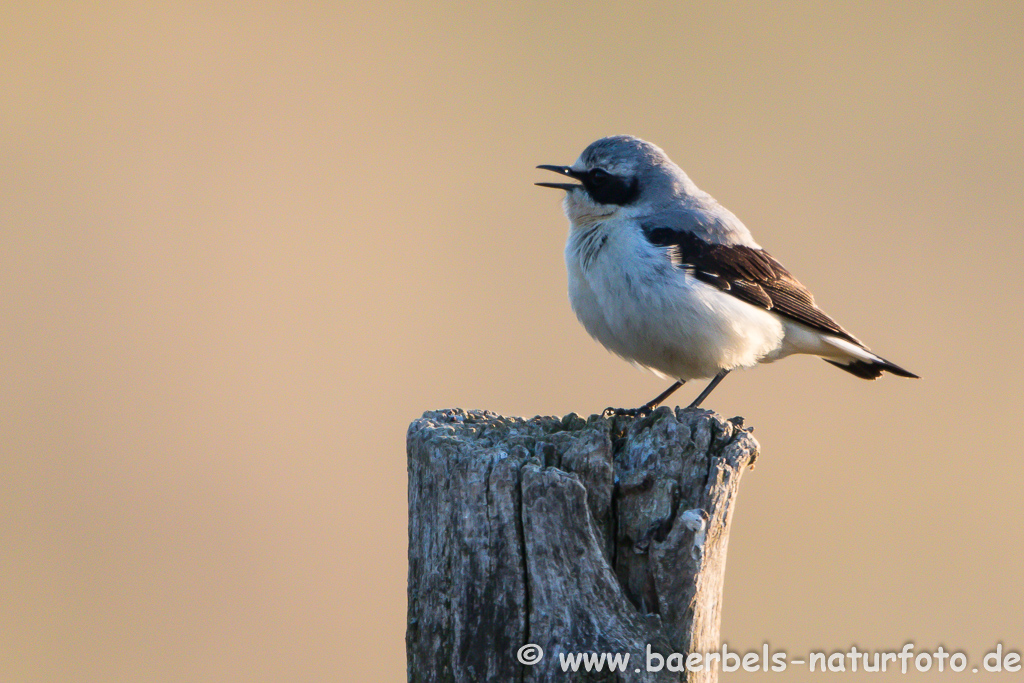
[[565, 218, 785, 381]]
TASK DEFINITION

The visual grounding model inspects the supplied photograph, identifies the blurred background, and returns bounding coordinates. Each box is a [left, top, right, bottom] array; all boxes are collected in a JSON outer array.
[[3, 2, 1022, 681]]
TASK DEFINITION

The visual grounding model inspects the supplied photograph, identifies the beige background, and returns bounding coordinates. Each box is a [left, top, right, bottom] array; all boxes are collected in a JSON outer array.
[[3, 2, 1022, 681]]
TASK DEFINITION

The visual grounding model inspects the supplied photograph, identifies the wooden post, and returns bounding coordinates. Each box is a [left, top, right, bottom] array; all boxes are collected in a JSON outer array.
[[407, 407, 758, 683]]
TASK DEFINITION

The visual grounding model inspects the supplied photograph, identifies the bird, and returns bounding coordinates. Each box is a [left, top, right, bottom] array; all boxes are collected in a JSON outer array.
[[536, 135, 917, 412]]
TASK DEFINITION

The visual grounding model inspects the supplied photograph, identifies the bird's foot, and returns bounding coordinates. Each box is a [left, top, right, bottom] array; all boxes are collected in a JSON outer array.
[[602, 402, 661, 419], [602, 406, 645, 419], [636, 399, 662, 415]]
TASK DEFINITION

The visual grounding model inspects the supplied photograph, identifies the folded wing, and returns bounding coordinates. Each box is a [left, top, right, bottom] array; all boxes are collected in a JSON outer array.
[[643, 226, 863, 346]]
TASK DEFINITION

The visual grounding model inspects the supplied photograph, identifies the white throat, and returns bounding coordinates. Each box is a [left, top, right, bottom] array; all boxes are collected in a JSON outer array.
[[562, 190, 620, 229]]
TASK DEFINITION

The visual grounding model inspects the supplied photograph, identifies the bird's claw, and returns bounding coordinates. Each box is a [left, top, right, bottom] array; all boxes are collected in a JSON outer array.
[[602, 405, 654, 419]]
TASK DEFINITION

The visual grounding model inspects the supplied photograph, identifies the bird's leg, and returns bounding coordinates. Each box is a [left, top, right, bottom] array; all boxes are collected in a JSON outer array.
[[640, 380, 685, 412], [603, 380, 685, 418], [687, 370, 730, 409]]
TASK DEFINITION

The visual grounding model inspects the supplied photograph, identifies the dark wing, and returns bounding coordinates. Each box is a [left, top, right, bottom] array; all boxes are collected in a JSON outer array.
[[645, 227, 863, 346]]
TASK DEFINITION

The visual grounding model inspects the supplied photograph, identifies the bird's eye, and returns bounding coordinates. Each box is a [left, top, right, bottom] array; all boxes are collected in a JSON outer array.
[[589, 168, 610, 183]]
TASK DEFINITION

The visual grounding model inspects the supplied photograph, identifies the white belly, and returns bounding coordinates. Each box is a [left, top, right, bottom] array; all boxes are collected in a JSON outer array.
[[565, 223, 785, 381]]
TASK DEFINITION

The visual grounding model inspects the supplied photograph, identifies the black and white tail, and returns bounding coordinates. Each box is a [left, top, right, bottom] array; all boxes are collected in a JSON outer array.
[[821, 336, 919, 380]]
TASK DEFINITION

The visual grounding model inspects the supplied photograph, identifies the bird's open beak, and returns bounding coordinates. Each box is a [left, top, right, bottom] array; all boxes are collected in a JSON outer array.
[[535, 165, 582, 191]]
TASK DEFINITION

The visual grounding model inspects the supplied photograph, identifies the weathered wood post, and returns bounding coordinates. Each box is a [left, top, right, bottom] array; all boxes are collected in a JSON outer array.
[[407, 407, 758, 683]]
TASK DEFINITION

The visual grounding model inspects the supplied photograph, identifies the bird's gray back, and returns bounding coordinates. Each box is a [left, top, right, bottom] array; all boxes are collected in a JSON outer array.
[[640, 198, 759, 247]]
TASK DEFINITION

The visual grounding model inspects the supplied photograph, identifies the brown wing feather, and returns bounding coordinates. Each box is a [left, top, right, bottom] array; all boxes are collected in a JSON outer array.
[[644, 227, 863, 346]]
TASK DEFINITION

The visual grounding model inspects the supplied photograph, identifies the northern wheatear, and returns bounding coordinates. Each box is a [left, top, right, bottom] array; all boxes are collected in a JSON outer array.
[[537, 135, 917, 411]]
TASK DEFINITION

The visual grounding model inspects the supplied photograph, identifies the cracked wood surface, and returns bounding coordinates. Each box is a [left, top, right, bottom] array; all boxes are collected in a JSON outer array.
[[407, 407, 758, 683]]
